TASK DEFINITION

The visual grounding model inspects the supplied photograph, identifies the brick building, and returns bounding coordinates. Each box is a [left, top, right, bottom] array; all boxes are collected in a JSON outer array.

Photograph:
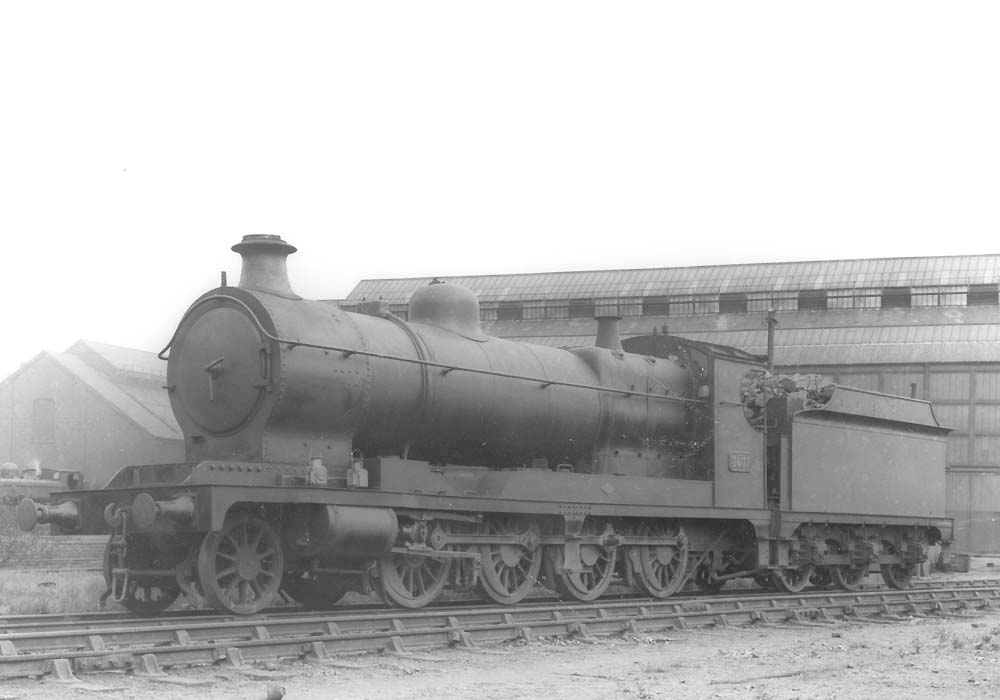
[[0, 340, 184, 488]]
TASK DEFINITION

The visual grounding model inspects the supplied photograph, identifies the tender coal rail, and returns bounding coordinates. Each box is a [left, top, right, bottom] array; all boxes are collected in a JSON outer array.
[[2, 582, 999, 681]]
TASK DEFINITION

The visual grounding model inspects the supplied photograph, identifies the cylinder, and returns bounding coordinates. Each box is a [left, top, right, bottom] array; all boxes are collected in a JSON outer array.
[[287, 506, 398, 562]]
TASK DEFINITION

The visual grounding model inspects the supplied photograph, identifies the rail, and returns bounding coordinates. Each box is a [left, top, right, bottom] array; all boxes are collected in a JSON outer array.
[[2, 581, 999, 681]]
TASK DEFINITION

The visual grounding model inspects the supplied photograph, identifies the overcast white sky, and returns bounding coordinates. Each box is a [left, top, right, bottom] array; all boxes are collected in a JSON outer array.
[[1, 2, 998, 379]]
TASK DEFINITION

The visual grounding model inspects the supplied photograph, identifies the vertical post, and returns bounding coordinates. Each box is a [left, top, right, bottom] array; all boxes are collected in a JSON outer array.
[[765, 307, 778, 373], [763, 307, 778, 509]]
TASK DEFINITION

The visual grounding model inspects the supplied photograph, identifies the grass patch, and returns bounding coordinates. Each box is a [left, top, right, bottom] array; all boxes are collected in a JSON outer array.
[[0, 507, 52, 567], [0, 569, 108, 615], [0, 507, 109, 615]]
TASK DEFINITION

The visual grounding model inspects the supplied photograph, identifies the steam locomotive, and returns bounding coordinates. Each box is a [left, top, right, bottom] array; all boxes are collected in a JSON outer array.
[[17, 235, 953, 615]]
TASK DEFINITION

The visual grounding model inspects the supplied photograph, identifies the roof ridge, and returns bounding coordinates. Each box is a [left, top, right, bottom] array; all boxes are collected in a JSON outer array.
[[350, 253, 1000, 285], [46, 352, 180, 440]]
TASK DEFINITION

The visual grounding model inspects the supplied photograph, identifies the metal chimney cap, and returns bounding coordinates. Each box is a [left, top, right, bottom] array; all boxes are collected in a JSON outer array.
[[231, 234, 297, 256]]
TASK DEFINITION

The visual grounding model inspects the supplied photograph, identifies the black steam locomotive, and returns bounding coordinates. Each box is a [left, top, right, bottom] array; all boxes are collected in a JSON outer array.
[[18, 235, 952, 615]]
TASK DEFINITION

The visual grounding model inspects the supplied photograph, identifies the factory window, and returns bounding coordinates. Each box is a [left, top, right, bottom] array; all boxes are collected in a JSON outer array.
[[642, 296, 670, 316], [32, 398, 55, 444], [912, 288, 940, 307], [523, 300, 546, 319], [693, 295, 719, 314], [669, 295, 694, 315], [940, 286, 968, 306], [545, 301, 569, 319], [827, 289, 854, 310], [568, 298, 595, 319], [798, 289, 828, 310], [617, 298, 642, 316], [496, 301, 523, 321], [854, 288, 882, 309], [881, 287, 912, 308], [968, 284, 999, 306], [718, 292, 747, 314]]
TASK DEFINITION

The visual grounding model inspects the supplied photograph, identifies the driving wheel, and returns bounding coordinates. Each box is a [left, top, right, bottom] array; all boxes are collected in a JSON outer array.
[[378, 553, 451, 608], [477, 517, 542, 604], [771, 565, 814, 593], [633, 521, 688, 598]]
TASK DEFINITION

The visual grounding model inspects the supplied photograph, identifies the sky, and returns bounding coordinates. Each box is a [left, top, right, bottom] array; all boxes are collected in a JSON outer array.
[[1, 2, 998, 379]]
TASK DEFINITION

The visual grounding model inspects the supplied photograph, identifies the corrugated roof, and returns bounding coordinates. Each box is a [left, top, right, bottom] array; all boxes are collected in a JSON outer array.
[[485, 325, 1000, 366], [46, 353, 181, 441], [346, 254, 1000, 304]]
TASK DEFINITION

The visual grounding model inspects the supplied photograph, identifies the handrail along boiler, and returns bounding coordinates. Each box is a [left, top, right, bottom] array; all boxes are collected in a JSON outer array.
[[17, 235, 953, 615]]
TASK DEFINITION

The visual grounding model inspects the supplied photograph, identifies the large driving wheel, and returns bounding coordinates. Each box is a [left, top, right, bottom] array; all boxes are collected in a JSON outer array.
[[282, 572, 351, 610], [197, 514, 284, 615], [771, 565, 814, 593], [633, 522, 688, 598], [832, 564, 868, 591], [477, 517, 542, 604], [103, 536, 181, 616], [546, 528, 617, 602], [378, 553, 451, 608]]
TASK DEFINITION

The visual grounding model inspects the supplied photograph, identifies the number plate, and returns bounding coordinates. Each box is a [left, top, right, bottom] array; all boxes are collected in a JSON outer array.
[[728, 451, 752, 473]]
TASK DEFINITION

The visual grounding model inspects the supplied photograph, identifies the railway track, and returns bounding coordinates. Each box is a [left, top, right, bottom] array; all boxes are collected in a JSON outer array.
[[2, 579, 999, 682]]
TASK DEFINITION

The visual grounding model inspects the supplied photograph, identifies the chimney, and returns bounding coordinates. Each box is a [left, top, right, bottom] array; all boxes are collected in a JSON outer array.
[[595, 315, 623, 351], [231, 234, 299, 298]]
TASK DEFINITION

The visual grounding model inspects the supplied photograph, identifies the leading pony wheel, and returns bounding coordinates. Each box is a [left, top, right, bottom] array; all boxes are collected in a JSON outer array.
[[197, 514, 284, 615]]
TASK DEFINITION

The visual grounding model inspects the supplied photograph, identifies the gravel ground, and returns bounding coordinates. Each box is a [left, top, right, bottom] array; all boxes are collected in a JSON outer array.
[[3, 605, 999, 700]]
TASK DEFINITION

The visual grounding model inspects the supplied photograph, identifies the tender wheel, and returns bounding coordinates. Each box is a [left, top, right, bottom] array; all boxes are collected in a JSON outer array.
[[378, 553, 451, 608], [477, 517, 542, 604], [197, 514, 284, 615], [546, 528, 617, 602], [879, 540, 915, 589], [103, 536, 181, 616], [881, 563, 915, 589], [771, 566, 814, 593], [282, 572, 351, 610], [832, 564, 868, 591], [633, 522, 688, 598]]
